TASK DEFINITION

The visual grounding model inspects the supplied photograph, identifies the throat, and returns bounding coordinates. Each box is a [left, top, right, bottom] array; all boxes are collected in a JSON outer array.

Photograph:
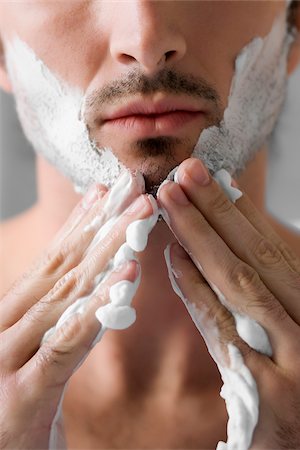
[[62, 221, 226, 448], [62, 324, 225, 449], [68, 219, 223, 401], [65, 303, 222, 405]]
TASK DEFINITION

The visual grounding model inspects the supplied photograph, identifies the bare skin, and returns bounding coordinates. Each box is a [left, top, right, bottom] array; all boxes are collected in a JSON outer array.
[[1, 1, 300, 449], [1, 148, 300, 449]]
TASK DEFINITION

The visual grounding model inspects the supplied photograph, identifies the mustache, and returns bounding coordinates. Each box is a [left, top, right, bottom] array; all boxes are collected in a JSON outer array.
[[84, 67, 221, 111]]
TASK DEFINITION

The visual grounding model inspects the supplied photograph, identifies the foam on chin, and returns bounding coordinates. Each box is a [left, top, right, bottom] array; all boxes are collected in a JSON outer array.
[[4, 9, 293, 194]]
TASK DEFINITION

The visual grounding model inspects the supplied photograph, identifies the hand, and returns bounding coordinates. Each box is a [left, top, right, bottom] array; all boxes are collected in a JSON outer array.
[[158, 158, 300, 449], [0, 171, 153, 450]]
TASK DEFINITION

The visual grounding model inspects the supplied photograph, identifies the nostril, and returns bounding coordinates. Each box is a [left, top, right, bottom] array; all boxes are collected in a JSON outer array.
[[165, 50, 177, 61], [118, 53, 137, 65]]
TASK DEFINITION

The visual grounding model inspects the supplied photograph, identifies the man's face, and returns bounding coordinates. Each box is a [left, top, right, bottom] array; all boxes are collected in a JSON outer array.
[[0, 1, 291, 192]]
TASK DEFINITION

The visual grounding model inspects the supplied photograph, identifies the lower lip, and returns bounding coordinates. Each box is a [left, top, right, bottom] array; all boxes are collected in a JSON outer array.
[[102, 111, 203, 137]]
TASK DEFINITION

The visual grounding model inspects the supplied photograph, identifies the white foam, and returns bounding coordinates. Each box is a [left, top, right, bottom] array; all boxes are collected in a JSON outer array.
[[164, 244, 186, 302], [4, 9, 293, 196], [96, 304, 136, 330], [8, 9, 292, 448], [5, 38, 124, 192], [217, 344, 259, 450], [126, 195, 159, 252], [193, 10, 293, 180]]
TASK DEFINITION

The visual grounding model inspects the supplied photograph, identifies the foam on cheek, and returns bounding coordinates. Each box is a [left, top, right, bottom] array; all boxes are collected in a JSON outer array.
[[4, 38, 124, 193], [193, 10, 294, 178], [4, 8, 293, 197]]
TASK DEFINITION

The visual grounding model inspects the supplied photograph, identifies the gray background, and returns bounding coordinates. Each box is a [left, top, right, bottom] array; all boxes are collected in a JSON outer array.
[[0, 66, 300, 232], [0, 90, 37, 220]]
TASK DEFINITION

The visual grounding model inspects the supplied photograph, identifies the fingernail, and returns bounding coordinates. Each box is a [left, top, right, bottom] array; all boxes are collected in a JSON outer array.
[[180, 160, 211, 186], [231, 178, 239, 188], [114, 260, 140, 280], [165, 182, 190, 206], [171, 242, 189, 260], [82, 184, 99, 210]]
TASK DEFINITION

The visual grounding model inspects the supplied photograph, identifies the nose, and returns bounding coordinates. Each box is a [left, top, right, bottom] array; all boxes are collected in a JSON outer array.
[[109, 1, 187, 74]]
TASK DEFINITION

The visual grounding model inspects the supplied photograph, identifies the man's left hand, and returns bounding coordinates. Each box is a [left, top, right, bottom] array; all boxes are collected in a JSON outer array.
[[158, 158, 300, 448]]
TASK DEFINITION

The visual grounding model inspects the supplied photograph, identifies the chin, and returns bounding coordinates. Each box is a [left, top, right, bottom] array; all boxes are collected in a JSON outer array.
[[102, 135, 196, 194]]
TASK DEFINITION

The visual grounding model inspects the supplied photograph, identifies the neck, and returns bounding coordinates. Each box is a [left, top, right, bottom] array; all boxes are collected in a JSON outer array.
[[35, 156, 82, 237]]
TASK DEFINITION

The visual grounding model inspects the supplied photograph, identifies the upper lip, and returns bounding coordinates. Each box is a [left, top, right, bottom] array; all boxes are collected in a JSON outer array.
[[99, 97, 203, 123]]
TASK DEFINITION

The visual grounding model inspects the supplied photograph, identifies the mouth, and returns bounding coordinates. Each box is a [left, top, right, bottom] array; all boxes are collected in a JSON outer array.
[[98, 97, 205, 138]]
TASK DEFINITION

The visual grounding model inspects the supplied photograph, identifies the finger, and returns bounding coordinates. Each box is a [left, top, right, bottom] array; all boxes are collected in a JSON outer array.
[[172, 158, 300, 325], [17, 261, 139, 394], [52, 183, 108, 244], [158, 181, 299, 366], [165, 243, 266, 375], [166, 243, 274, 450], [0, 171, 144, 330], [2, 194, 153, 369]]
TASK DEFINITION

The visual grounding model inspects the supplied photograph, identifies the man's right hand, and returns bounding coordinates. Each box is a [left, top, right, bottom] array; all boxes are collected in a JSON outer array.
[[0, 171, 153, 450]]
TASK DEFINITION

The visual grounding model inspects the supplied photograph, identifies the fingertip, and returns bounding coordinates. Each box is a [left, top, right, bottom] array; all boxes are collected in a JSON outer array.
[[231, 178, 239, 188], [96, 183, 108, 195], [124, 260, 140, 282]]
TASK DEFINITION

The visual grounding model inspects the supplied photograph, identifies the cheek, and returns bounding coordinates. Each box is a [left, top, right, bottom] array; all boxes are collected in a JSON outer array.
[[1, 2, 109, 91], [182, 2, 285, 111]]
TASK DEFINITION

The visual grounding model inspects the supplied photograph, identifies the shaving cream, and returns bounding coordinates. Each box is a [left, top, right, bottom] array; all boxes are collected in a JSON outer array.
[[2, 6, 293, 449], [4, 9, 293, 193], [43, 171, 158, 340], [194, 10, 294, 179], [44, 169, 159, 448], [4, 38, 125, 192]]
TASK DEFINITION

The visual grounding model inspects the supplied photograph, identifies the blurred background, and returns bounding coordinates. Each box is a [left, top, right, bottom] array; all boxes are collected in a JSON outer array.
[[0, 65, 299, 231]]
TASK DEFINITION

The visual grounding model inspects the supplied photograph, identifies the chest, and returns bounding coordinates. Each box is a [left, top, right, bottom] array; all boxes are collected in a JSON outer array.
[[63, 383, 227, 449]]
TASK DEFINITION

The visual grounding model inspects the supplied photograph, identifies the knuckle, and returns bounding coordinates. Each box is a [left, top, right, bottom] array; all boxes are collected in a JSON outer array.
[[23, 276, 82, 327], [43, 242, 73, 276], [72, 265, 94, 296], [246, 291, 287, 322], [48, 269, 78, 300], [44, 249, 65, 273], [214, 306, 236, 336], [286, 273, 300, 291], [253, 238, 282, 267], [277, 241, 300, 272], [55, 314, 83, 344], [263, 297, 287, 322], [236, 341, 255, 361], [227, 262, 260, 291], [209, 193, 233, 217], [22, 304, 46, 326], [37, 343, 71, 373]]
